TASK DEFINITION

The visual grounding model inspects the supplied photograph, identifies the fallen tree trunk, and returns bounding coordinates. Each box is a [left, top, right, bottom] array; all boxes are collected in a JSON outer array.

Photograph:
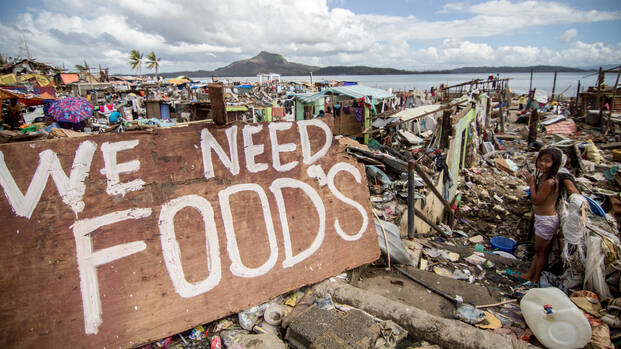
[[313, 280, 537, 349]]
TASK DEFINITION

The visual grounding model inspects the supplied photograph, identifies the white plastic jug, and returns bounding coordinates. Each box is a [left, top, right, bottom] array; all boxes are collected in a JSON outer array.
[[520, 287, 591, 349]]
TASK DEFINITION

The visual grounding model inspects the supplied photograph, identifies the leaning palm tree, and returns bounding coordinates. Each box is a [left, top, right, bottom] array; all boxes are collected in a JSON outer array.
[[75, 60, 90, 73], [146, 51, 161, 81], [74, 60, 90, 80], [128, 49, 143, 77]]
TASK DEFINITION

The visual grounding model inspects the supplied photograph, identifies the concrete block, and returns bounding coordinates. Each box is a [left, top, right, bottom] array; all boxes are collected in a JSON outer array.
[[285, 306, 341, 349], [311, 309, 381, 349]]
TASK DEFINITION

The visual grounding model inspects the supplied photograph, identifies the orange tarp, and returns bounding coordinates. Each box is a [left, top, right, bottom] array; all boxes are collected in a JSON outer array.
[[60, 73, 79, 84]]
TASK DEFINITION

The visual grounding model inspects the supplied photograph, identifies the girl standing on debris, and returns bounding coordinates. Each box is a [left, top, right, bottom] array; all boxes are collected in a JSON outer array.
[[521, 147, 563, 283]]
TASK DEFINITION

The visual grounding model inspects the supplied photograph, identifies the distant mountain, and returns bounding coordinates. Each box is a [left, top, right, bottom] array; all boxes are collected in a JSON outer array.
[[211, 51, 318, 77], [158, 70, 212, 78], [578, 64, 618, 71], [153, 52, 595, 78], [312, 66, 413, 75], [429, 65, 589, 74]]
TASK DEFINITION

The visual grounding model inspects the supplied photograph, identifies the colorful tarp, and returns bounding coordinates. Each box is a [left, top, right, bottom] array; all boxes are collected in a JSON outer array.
[[167, 78, 191, 85], [0, 73, 17, 85], [60, 73, 80, 84], [20, 74, 53, 87], [0, 87, 44, 106], [544, 120, 577, 135]]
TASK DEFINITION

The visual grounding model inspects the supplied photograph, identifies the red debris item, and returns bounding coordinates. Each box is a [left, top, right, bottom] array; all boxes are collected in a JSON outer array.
[[521, 328, 533, 342], [210, 335, 222, 349]]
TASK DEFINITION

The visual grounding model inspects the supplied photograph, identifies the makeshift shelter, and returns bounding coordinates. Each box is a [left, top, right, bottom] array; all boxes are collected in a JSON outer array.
[[145, 99, 171, 119], [167, 78, 191, 86], [0, 87, 44, 106], [0, 59, 60, 76], [293, 85, 394, 143]]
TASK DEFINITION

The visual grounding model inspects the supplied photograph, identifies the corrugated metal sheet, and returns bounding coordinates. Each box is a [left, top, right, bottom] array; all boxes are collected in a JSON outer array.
[[329, 85, 393, 100], [295, 91, 326, 103], [394, 105, 443, 122]]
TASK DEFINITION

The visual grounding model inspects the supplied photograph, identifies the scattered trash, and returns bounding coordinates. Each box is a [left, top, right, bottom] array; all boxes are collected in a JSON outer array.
[[468, 235, 484, 244], [454, 304, 486, 325], [465, 254, 487, 265], [476, 311, 503, 329], [433, 266, 452, 278], [188, 325, 206, 340]]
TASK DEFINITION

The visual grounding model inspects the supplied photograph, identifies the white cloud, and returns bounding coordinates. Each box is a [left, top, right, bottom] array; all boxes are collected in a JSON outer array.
[[560, 29, 578, 43], [0, 0, 619, 73]]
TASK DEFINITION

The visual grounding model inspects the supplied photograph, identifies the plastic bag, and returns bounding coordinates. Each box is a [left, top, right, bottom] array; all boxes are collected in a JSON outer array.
[[584, 235, 613, 300], [375, 218, 411, 265], [585, 140, 601, 164], [561, 194, 587, 244]]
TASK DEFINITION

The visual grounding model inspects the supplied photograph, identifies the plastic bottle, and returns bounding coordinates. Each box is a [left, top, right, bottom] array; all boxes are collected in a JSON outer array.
[[520, 287, 591, 349]]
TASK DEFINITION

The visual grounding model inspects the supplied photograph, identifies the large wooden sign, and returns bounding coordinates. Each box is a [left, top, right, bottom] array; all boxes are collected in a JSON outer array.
[[0, 118, 379, 348]]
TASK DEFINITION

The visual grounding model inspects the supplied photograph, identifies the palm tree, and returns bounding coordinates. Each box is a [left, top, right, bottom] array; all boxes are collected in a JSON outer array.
[[128, 49, 143, 77], [146, 51, 161, 81], [74, 60, 91, 80], [75, 60, 90, 74]]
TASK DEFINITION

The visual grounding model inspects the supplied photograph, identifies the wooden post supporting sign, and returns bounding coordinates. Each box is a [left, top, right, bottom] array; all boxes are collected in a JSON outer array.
[[208, 83, 227, 125]]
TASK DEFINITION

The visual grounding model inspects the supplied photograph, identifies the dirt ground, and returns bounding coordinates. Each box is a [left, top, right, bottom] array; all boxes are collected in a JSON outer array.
[[356, 266, 497, 318]]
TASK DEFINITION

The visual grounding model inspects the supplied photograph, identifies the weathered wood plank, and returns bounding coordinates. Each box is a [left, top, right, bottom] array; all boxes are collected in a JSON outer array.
[[0, 117, 379, 348]]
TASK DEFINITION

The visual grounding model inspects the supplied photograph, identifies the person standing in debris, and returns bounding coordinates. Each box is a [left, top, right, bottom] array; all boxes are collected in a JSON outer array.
[[3, 98, 24, 129], [521, 147, 563, 283], [519, 94, 526, 111]]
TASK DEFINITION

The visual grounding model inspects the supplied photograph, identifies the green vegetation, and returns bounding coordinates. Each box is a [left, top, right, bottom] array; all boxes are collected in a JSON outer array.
[[74, 60, 90, 74], [128, 49, 144, 76], [146, 51, 161, 80]]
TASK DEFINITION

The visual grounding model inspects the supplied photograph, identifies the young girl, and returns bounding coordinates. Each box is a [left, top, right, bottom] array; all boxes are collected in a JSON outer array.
[[521, 147, 563, 283]]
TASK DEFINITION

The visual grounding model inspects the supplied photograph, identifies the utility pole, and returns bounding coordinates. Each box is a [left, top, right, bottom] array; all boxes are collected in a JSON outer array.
[[499, 88, 505, 133], [551, 71, 557, 102], [20, 33, 32, 60]]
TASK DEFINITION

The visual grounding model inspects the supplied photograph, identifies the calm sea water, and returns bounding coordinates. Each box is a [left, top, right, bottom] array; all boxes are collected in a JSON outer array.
[[200, 72, 599, 96]]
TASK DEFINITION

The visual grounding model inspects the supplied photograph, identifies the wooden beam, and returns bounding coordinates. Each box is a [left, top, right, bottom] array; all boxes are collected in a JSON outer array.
[[208, 83, 227, 125], [527, 109, 538, 145], [440, 109, 452, 149], [411, 161, 453, 216], [498, 89, 505, 133]]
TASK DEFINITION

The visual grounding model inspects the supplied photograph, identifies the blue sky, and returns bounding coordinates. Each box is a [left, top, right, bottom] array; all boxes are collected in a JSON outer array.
[[0, 0, 619, 73]]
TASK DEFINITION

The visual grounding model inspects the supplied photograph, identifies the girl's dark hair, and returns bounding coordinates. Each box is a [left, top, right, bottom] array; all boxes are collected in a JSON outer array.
[[534, 147, 563, 191], [536, 147, 563, 175]]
